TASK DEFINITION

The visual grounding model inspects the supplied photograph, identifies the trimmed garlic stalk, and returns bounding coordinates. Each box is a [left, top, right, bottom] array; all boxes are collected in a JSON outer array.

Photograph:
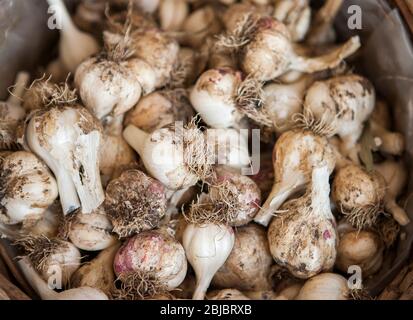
[[114, 230, 187, 299], [190, 67, 272, 128], [254, 129, 335, 227], [296, 273, 349, 300], [263, 75, 314, 134], [301, 75, 375, 161], [16, 236, 81, 286], [212, 223, 272, 291], [67, 208, 117, 251], [74, 31, 143, 119], [273, 0, 311, 42], [336, 221, 383, 277], [124, 90, 195, 133], [104, 169, 166, 238], [374, 160, 410, 226], [123, 121, 211, 190], [182, 6, 222, 48], [218, 15, 360, 81], [267, 164, 337, 279], [159, 0, 189, 31], [0, 151, 58, 226], [47, 0, 100, 73], [25, 87, 105, 215], [71, 242, 120, 296], [18, 257, 108, 300], [0, 72, 29, 150], [370, 121, 405, 156], [332, 164, 386, 229], [183, 223, 235, 300]]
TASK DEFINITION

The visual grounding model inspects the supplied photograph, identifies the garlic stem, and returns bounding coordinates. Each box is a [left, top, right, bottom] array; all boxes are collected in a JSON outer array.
[[7, 72, 30, 105], [122, 125, 148, 156], [193, 275, 214, 300]]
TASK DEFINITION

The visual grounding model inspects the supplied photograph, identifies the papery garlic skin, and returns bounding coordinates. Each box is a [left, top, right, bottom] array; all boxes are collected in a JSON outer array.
[[254, 129, 335, 227], [114, 230, 187, 290], [26, 105, 104, 215], [303, 75, 375, 158], [183, 223, 235, 300], [296, 273, 349, 300], [190, 68, 243, 129], [123, 125, 199, 190], [213, 223, 272, 291], [0, 152, 58, 226], [268, 165, 337, 279], [336, 225, 383, 277], [75, 56, 142, 119], [68, 209, 117, 251]]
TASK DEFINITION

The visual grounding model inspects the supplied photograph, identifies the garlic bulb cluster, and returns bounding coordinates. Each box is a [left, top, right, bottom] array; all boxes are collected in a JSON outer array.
[[212, 223, 272, 291], [183, 223, 234, 300], [104, 169, 167, 238], [0, 151, 58, 226], [0, 72, 29, 150], [114, 230, 187, 299], [254, 129, 335, 226], [25, 90, 105, 215], [332, 164, 386, 229], [268, 165, 337, 279]]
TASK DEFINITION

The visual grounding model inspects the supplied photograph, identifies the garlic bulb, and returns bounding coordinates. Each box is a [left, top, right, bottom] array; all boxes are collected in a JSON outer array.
[[194, 166, 261, 226], [302, 75, 375, 160], [132, 29, 180, 89], [212, 223, 272, 291], [67, 208, 117, 251], [47, 0, 100, 73], [336, 222, 383, 277], [124, 90, 195, 133], [123, 122, 209, 190], [16, 236, 81, 286], [159, 0, 189, 31], [22, 78, 56, 112], [26, 92, 105, 215], [104, 169, 167, 238], [268, 164, 337, 279], [374, 160, 410, 226], [254, 129, 335, 226], [183, 223, 235, 300], [182, 6, 222, 48], [190, 68, 243, 129], [75, 32, 143, 119], [18, 257, 108, 300], [273, 0, 311, 42], [71, 242, 120, 296], [332, 164, 386, 229], [26, 202, 61, 238], [0, 151, 58, 226], [296, 273, 349, 300], [0, 72, 29, 150], [114, 230, 187, 299], [263, 75, 313, 134], [220, 15, 360, 81]]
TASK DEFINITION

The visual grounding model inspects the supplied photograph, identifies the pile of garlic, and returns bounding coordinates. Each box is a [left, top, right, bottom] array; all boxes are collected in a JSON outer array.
[[0, 0, 409, 301]]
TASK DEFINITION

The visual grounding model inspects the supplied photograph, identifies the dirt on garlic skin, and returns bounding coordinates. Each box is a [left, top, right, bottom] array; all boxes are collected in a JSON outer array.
[[104, 169, 167, 238]]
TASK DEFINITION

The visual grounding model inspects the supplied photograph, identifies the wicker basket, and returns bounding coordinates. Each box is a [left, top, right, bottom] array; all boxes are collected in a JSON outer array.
[[1, 0, 413, 300]]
